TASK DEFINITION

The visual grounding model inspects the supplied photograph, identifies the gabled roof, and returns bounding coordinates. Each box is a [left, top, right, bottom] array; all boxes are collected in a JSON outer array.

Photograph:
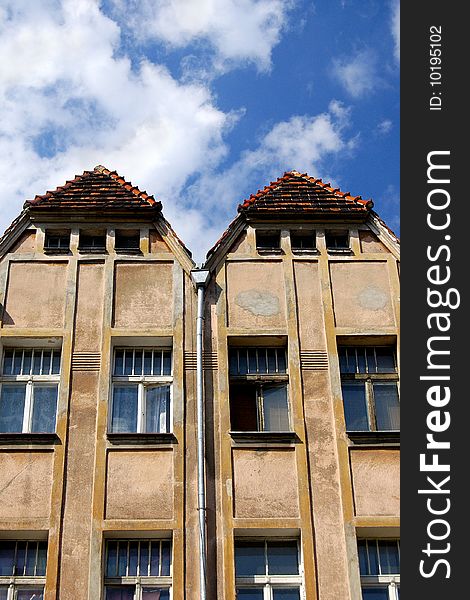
[[238, 170, 373, 214], [24, 165, 162, 212], [206, 170, 374, 263]]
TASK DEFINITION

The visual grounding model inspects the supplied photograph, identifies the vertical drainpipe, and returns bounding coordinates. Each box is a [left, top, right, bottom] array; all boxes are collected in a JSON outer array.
[[191, 268, 210, 600]]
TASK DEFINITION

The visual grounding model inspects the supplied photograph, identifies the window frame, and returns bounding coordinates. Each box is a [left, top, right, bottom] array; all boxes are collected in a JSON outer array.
[[0, 348, 61, 434], [339, 346, 399, 433], [103, 539, 172, 600], [114, 230, 141, 254], [0, 540, 48, 599], [109, 348, 173, 435], [43, 229, 71, 254], [325, 230, 351, 253], [229, 347, 291, 433], [78, 230, 107, 253], [255, 230, 282, 253], [235, 538, 303, 600], [358, 539, 400, 600], [290, 230, 317, 253]]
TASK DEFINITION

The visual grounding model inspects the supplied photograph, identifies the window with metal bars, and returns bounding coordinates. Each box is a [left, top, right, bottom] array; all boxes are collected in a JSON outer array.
[[229, 348, 290, 432], [44, 230, 70, 253], [110, 349, 172, 434], [0, 348, 61, 434], [339, 346, 399, 432], [357, 539, 400, 600], [104, 540, 171, 600], [0, 540, 47, 600], [235, 539, 302, 600]]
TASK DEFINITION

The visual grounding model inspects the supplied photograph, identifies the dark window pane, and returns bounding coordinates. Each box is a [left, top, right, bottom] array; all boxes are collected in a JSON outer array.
[[236, 591, 264, 600], [367, 540, 379, 575], [143, 590, 170, 600], [238, 351, 248, 375], [272, 590, 301, 600], [153, 351, 162, 376], [105, 587, 134, 600], [161, 541, 171, 576], [114, 350, 124, 375], [128, 541, 138, 576], [115, 231, 140, 250], [339, 348, 351, 373], [3, 349, 14, 375], [235, 542, 265, 576], [374, 384, 400, 430], [357, 348, 366, 374], [277, 349, 287, 373], [32, 351, 42, 375], [31, 385, 58, 432], [256, 231, 280, 249], [79, 233, 106, 251], [0, 588, 8, 600], [112, 386, 138, 432], [13, 350, 23, 375], [326, 232, 349, 249], [42, 350, 51, 375], [0, 541, 15, 576], [36, 541, 47, 576], [146, 386, 170, 433], [134, 350, 143, 376], [124, 351, 133, 376], [163, 351, 172, 375], [14, 541, 26, 575], [139, 541, 149, 576], [366, 348, 376, 373], [358, 540, 369, 575], [106, 541, 117, 576], [23, 350, 32, 375], [257, 350, 267, 374], [230, 384, 258, 431], [291, 231, 315, 249], [229, 350, 239, 375], [267, 348, 277, 373], [378, 540, 400, 574], [248, 349, 257, 374], [0, 384, 26, 432], [263, 385, 289, 431], [150, 541, 160, 576], [376, 348, 396, 373], [267, 541, 298, 574], [17, 590, 44, 600], [117, 541, 128, 576], [342, 383, 369, 431], [144, 351, 153, 375], [25, 541, 38, 575], [52, 350, 61, 374], [362, 589, 389, 600]]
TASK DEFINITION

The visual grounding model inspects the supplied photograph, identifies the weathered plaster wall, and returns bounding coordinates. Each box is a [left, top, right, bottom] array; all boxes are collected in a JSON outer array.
[[329, 261, 395, 328], [359, 230, 390, 254], [106, 450, 174, 520], [113, 262, 173, 328], [294, 261, 326, 349], [226, 261, 286, 329], [11, 230, 36, 253], [150, 230, 171, 253], [232, 448, 299, 518], [350, 449, 400, 516], [3, 261, 67, 328], [0, 451, 53, 520]]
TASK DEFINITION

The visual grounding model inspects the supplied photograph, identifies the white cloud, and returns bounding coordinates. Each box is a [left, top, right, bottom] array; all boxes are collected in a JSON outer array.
[[107, 0, 293, 72], [332, 49, 381, 98], [376, 119, 393, 135], [391, 1, 400, 62]]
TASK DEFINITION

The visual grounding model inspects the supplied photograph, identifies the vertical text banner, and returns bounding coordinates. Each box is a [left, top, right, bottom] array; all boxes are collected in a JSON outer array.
[[402, 2, 467, 598]]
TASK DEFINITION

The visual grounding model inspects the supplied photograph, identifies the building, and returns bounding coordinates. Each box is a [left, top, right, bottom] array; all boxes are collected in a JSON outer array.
[[0, 166, 400, 600]]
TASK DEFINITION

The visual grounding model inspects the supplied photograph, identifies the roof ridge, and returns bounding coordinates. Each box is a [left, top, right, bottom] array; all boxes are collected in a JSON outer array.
[[24, 165, 157, 207], [238, 170, 372, 212]]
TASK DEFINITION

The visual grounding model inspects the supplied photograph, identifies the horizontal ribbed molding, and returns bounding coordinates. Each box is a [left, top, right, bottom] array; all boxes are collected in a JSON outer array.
[[300, 351, 329, 370], [184, 351, 218, 371], [72, 352, 101, 371]]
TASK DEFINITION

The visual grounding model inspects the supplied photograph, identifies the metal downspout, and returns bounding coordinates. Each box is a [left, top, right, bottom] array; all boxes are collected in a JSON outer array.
[[191, 269, 210, 600]]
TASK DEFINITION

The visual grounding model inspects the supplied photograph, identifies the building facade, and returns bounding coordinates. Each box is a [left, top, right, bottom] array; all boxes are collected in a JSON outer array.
[[0, 166, 400, 600]]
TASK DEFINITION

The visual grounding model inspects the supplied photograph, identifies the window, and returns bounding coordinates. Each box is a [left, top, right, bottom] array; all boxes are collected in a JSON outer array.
[[44, 230, 70, 253], [78, 230, 106, 253], [229, 348, 290, 432], [0, 540, 47, 599], [339, 346, 399, 432], [0, 348, 60, 433], [325, 230, 349, 251], [290, 231, 316, 252], [256, 231, 281, 252], [358, 539, 400, 600], [104, 539, 171, 600], [115, 230, 141, 253], [110, 348, 172, 434], [235, 539, 302, 600]]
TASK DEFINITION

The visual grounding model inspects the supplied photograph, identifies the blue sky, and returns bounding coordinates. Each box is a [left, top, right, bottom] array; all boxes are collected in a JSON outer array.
[[0, 0, 399, 262]]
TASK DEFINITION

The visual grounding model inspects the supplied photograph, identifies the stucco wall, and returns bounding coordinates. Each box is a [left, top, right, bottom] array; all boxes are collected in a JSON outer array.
[[294, 261, 326, 349]]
